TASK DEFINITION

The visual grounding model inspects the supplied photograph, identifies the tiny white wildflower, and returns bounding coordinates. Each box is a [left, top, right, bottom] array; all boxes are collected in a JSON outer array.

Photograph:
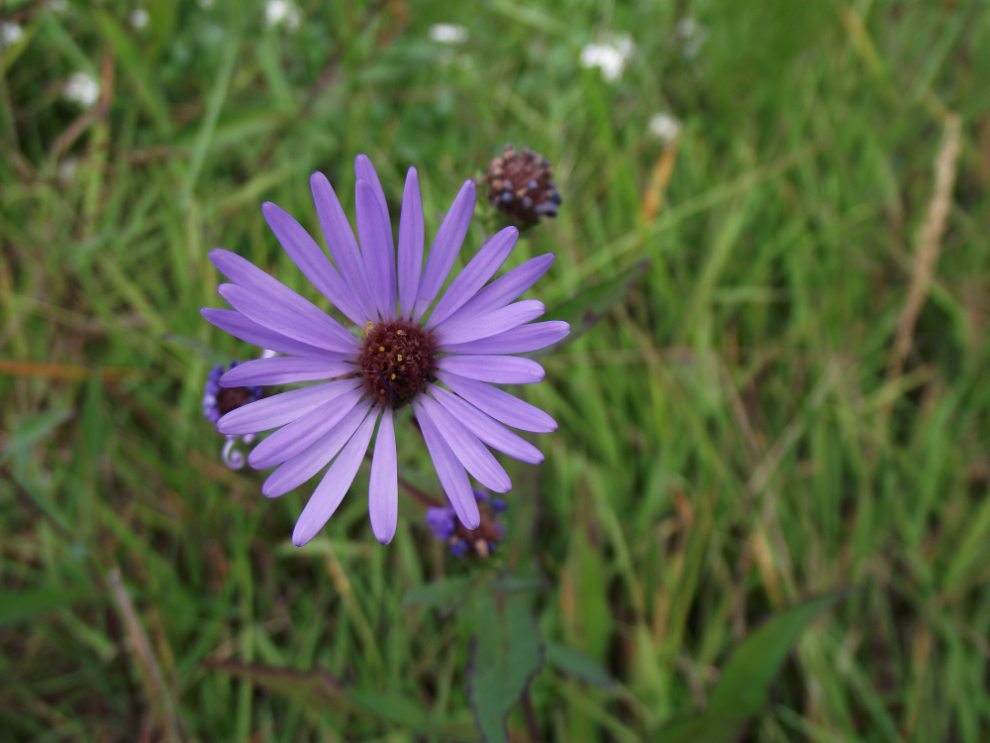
[[0, 22, 23, 47], [57, 157, 77, 185], [676, 17, 708, 60], [580, 43, 626, 82], [130, 9, 149, 30], [648, 113, 682, 144], [429, 23, 468, 44], [49, 0, 68, 12], [264, 0, 301, 31], [64, 72, 101, 108]]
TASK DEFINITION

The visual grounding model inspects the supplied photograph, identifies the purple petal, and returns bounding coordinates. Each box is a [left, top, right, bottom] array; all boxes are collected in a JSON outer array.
[[200, 308, 338, 358], [310, 172, 376, 320], [438, 321, 570, 355], [413, 400, 481, 530], [247, 388, 364, 469], [354, 154, 391, 234], [219, 356, 355, 387], [436, 254, 555, 332], [418, 395, 511, 493], [413, 180, 476, 321], [434, 370, 556, 432], [434, 300, 544, 347], [262, 202, 366, 326], [397, 167, 424, 319], [292, 407, 381, 546], [262, 402, 372, 498], [369, 407, 398, 544], [218, 284, 357, 356], [426, 226, 518, 329], [429, 385, 544, 464], [436, 355, 545, 385], [218, 379, 360, 434], [355, 179, 397, 320]]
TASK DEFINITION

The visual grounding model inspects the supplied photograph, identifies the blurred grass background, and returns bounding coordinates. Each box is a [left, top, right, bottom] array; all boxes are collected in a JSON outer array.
[[2, 0, 989, 740]]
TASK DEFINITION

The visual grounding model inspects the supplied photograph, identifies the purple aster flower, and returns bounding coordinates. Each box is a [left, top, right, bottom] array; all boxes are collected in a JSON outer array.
[[201, 155, 568, 546]]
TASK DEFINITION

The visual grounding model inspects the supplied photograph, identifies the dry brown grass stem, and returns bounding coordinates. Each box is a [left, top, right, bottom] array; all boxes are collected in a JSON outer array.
[[886, 113, 963, 382]]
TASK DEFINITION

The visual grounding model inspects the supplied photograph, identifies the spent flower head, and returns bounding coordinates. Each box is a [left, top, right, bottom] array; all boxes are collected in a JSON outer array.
[[579, 33, 634, 82], [482, 145, 562, 227], [202, 155, 568, 545], [429, 23, 469, 44], [1, 22, 23, 48], [426, 488, 506, 557], [264, 0, 301, 31]]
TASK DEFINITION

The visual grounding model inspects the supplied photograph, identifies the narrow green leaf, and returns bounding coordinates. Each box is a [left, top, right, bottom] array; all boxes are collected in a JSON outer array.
[[545, 642, 615, 688], [656, 592, 843, 743], [0, 588, 88, 625], [467, 589, 545, 743], [202, 661, 353, 713], [401, 575, 473, 610], [533, 259, 649, 357], [1, 408, 73, 465]]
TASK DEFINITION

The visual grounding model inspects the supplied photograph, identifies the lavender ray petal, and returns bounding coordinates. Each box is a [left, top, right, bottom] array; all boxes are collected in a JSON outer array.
[[218, 283, 358, 356], [413, 180, 476, 322], [219, 357, 356, 387], [437, 320, 570, 355], [436, 254, 555, 332], [292, 407, 380, 546], [310, 171, 376, 320], [354, 154, 392, 239], [419, 395, 511, 493], [429, 384, 544, 464], [435, 369, 557, 432], [436, 355, 545, 385], [355, 179, 397, 320], [262, 201, 366, 326], [368, 407, 398, 544], [434, 300, 544, 347], [426, 226, 518, 329], [248, 388, 364, 469], [262, 402, 372, 498], [201, 308, 338, 358], [413, 401, 481, 530], [397, 167, 424, 319], [217, 379, 360, 434]]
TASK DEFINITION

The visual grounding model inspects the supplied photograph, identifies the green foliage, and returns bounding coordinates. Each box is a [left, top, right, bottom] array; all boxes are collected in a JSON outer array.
[[2, 0, 989, 740], [466, 589, 545, 743], [658, 592, 842, 743]]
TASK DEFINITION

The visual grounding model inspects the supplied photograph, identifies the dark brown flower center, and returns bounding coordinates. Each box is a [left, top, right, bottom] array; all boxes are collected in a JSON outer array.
[[483, 144, 562, 226], [217, 386, 254, 416], [359, 320, 435, 408]]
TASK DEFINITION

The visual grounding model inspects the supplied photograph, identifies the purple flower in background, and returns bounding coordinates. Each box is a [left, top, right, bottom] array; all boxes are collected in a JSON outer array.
[[202, 361, 263, 425], [201, 155, 568, 546], [427, 488, 506, 557]]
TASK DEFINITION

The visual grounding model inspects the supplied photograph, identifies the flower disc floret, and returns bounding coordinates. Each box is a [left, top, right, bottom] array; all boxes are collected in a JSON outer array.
[[359, 320, 435, 407]]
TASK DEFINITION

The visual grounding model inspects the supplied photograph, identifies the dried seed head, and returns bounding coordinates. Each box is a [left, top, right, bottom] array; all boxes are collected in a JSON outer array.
[[482, 144, 562, 227]]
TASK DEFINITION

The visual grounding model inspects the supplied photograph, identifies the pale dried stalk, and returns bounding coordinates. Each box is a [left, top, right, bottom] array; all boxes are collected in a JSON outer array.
[[886, 113, 962, 381], [108, 568, 183, 743]]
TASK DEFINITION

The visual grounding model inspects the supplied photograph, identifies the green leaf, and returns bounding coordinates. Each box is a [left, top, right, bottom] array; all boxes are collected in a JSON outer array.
[[545, 642, 615, 688], [402, 575, 474, 611], [533, 259, 650, 357], [656, 592, 843, 743], [467, 589, 545, 743], [205, 662, 479, 740], [0, 588, 88, 625], [0, 408, 73, 465], [202, 661, 353, 713]]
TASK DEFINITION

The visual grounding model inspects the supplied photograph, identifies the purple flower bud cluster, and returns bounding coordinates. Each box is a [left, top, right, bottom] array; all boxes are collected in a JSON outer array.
[[426, 488, 506, 557], [202, 362, 262, 426]]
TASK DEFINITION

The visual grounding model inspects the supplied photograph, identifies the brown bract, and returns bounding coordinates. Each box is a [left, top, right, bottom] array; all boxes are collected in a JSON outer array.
[[358, 320, 436, 407]]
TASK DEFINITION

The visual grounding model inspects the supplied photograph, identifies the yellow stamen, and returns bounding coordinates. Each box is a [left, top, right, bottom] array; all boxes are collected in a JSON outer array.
[[396, 329, 405, 335], [397, 354, 403, 362], [391, 373, 396, 380], [379, 346, 385, 352]]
